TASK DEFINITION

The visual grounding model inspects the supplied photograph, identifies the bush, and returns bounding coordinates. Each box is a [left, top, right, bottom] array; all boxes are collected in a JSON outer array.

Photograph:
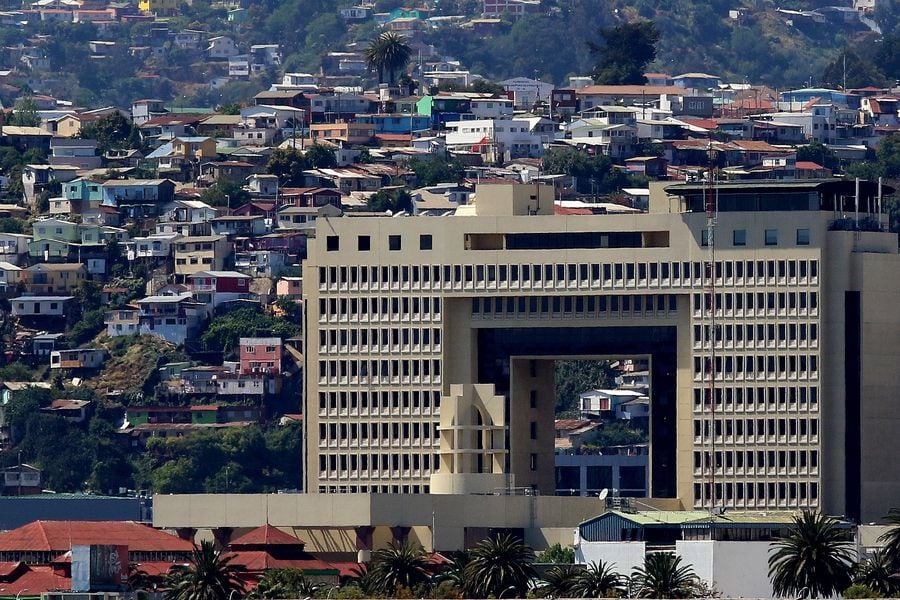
[[844, 584, 882, 599]]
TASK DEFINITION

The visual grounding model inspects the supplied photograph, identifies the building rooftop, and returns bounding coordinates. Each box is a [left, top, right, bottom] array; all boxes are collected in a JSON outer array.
[[0, 520, 194, 552]]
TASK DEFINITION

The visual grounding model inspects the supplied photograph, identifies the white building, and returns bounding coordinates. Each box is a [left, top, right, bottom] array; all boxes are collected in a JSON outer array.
[[206, 36, 239, 59], [444, 118, 546, 161], [499, 76, 554, 108]]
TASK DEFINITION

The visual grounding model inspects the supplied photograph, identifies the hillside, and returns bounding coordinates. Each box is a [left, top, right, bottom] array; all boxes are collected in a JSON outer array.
[[84, 335, 189, 400]]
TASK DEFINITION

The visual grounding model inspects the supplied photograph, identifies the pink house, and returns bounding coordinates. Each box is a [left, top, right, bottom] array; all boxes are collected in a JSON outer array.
[[239, 337, 283, 375], [188, 270, 255, 308]]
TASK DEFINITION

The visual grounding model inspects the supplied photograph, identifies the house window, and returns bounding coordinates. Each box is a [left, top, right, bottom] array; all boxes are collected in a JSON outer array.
[[326, 236, 339, 251], [796, 228, 810, 245], [419, 234, 432, 250], [765, 229, 778, 246], [733, 229, 747, 246], [388, 235, 401, 251]]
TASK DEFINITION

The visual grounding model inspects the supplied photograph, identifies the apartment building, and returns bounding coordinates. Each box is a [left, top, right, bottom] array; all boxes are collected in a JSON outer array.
[[303, 180, 900, 522]]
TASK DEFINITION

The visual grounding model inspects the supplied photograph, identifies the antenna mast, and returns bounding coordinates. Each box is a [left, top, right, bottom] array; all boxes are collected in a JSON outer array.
[[704, 141, 718, 511]]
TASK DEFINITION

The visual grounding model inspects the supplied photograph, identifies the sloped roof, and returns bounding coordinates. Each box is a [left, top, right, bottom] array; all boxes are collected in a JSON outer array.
[[230, 525, 304, 548], [224, 550, 337, 573], [0, 520, 194, 552]]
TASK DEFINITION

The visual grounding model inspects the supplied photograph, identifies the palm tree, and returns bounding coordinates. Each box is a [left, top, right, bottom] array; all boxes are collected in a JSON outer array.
[[246, 568, 318, 599], [541, 564, 582, 598], [369, 540, 430, 595], [571, 561, 624, 598], [165, 540, 245, 600], [768, 510, 855, 598], [364, 32, 412, 85], [432, 551, 472, 597], [631, 552, 699, 599], [854, 550, 898, 597], [345, 563, 381, 597], [878, 508, 900, 566], [465, 533, 536, 598]]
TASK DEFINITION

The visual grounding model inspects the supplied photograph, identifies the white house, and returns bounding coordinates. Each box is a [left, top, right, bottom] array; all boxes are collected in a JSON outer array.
[[0, 261, 21, 292], [206, 36, 239, 59], [578, 388, 644, 418], [470, 97, 514, 119], [12, 295, 74, 317], [50, 348, 106, 369], [126, 232, 181, 261], [444, 118, 546, 161]]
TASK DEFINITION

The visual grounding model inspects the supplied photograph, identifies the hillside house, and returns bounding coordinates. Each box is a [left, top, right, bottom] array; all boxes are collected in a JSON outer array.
[[50, 348, 106, 369], [239, 337, 283, 375], [133, 293, 208, 345], [20, 263, 86, 295], [11, 295, 74, 317], [188, 270, 254, 308], [173, 235, 231, 278]]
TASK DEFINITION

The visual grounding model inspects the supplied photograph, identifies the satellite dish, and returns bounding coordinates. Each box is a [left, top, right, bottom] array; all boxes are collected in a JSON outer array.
[[598, 488, 609, 500]]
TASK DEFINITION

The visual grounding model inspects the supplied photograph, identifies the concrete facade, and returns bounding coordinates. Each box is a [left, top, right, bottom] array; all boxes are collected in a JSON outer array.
[[303, 180, 900, 522]]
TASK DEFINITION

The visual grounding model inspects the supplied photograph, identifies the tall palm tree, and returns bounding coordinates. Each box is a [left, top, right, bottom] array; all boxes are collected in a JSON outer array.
[[165, 540, 245, 600], [364, 32, 412, 85], [432, 550, 472, 597], [571, 561, 624, 598], [631, 552, 699, 599], [541, 564, 582, 598], [768, 510, 856, 598], [854, 550, 898, 597], [465, 533, 536, 598], [369, 540, 430, 595], [878, 508, 900, 566], [345, 564, 381, 597]]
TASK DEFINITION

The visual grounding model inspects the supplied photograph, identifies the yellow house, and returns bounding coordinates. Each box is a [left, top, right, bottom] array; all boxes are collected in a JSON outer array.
[[172, 136, 218, 160], [173, 235, 231, 279], [138, 0, 180, 14], [21, 263, 87, 295]]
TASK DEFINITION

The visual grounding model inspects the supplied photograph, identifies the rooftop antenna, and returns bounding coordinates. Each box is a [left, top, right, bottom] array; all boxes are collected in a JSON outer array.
[[702, 138, 719, 512]]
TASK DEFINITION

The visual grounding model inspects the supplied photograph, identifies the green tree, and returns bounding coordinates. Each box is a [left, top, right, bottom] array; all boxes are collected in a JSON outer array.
[[369, 540, 431, 595], [199, 179, 251, 208], [853, 551, 896, 597], [364, 32, 412, 85], [542, 147, 632, 194], [588, 21, 660, 85], [79, 112, 138, 153], [535, 543, 575, 564], [8, 96, 40, 127], [367, 188, 413, 213], [4, 386, 53, 444], [165, 540, 245, 600], [796, 141, 841, 172], [875, 133, 900, 180], [266, 147, 309, 186], [247, 568, 319, 599], [571, 561, 624, 598], [200, 306, 300, 357], [541, 564, 582, 598], [408, 156, 464, 186], [820, 49, 886, 90], [304, 143, 337, 169], [465, 534, 536, 598], [631, 552, 699, 599], [877, 507, 900, 566], [768, 510, 855, 599], [554, 359, 617, 415]]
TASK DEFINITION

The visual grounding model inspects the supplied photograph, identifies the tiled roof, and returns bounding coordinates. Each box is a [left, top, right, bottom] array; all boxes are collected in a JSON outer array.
[[0, 565, 70, 594], [230, 525, 304, 547], [224, 550, 337, 573], [0, 521, 194, 553]]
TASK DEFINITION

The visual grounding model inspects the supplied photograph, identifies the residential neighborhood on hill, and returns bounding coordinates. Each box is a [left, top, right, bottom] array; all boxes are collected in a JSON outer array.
[[0, 0, 899, 599]]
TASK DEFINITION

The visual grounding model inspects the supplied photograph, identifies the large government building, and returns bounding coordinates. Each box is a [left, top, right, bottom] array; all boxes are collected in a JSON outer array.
[[303, 179, 900, 522]]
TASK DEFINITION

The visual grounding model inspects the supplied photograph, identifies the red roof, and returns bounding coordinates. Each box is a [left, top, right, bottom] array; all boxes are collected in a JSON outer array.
[[554, 206, 592, 215], [795, 161, 825, 170], [375, 133, 412, 142], [224, 550, 337, 573], [230, 525, 304, 548], [0, 521, 194, 553], [329, 561, 363, 578], [131, 560, 185, 577], [0, 561, 26, 577], [0, 565, 70, 594]]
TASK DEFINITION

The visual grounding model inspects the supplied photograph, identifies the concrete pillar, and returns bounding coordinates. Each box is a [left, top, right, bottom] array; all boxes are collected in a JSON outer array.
[[211, 527, 233, 549], [390, 525, 411, 544], [174, 527, 196, 542], [355, 526, 374, 551]]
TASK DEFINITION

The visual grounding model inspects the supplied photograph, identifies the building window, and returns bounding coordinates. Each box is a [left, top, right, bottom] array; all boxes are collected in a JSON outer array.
[[420, 234, 433, 250], [796, 228, 810, 245], [388, 235, 401, 251], [326, 236, 339, 251], [733, 229, 747, 246], [358, 235, 370, 251], [765, 229, 778, 246], [530, 453, 537, 471], [701, 230, 710, 247]]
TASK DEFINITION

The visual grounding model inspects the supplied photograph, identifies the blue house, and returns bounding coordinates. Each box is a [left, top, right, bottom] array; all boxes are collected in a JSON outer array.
[[355, 113, 431, 134], [101, 179, 176, 217]]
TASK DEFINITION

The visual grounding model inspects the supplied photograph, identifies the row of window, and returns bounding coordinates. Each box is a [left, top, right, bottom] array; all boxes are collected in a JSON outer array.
[[318, 421, 439, 445], [694, 450, 819, 474], [693, 416, 819, 440], [692, 353, 819, 379], [317, 389, 442, 413], [318, 327, 442, 353], [319, 485, 430, 494], [317, 259, 820, 291], [327, 233, 433, 252], [472, 294, 678, 318], [317, 359, 442, 383], [692, 291, 818, 314], [318, 452, 439, 475], [693, 322, 818, 347], [317, 296, 442, 321], [693, 480, 819, 507], [704, 227, 811, 247], [691, 385, 819, 413]]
